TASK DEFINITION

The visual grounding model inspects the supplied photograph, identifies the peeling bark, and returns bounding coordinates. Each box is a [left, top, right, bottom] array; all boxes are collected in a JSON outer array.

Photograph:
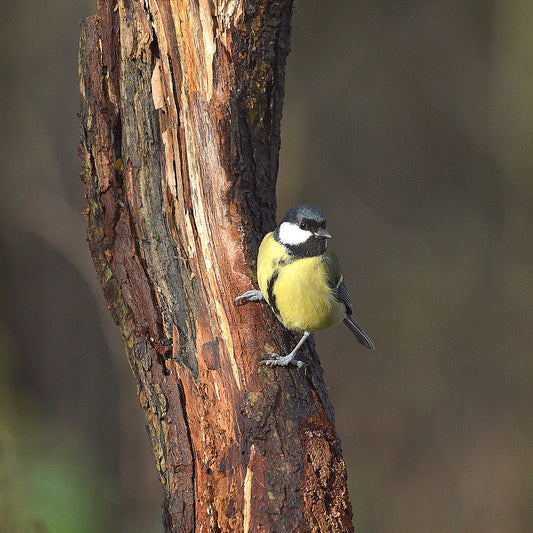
[[79, 1, 353, 531]]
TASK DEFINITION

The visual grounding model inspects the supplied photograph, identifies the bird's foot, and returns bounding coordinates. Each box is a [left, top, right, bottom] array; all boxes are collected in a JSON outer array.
[[260, 331, 310, 369], [234, 289, 264, 306], [261, 352, 305, 368]]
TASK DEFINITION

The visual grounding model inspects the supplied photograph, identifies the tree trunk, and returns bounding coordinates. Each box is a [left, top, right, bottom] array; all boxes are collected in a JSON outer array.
[[79, 1, 353, 531]]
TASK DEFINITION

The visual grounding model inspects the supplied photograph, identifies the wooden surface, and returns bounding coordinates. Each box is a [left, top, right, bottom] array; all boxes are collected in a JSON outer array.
[[79, 1, 353, 531]]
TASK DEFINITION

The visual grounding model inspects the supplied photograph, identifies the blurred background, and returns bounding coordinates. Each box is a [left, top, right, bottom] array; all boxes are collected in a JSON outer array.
[[0, 0, 531, 531]]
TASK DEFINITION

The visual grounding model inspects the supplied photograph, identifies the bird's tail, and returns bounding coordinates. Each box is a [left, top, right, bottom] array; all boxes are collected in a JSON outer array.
[[342, 315, 375, 350]]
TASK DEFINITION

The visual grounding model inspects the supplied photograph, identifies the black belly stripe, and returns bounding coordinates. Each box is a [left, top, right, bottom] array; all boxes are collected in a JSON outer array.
[[266, 270, 280, 317]]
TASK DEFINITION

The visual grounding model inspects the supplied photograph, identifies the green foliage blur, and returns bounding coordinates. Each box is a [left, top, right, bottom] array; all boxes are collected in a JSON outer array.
[[0, 0, 531, 532]]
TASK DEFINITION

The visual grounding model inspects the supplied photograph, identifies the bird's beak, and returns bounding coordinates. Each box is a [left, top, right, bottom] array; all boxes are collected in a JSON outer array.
[[314, 228, 332, 239]]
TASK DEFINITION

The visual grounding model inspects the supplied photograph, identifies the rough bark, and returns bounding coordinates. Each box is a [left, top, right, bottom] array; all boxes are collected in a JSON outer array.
[[79, 1, 353, 531]]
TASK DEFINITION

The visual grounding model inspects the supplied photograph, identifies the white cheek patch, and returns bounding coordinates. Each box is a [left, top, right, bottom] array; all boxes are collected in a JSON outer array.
[[278, 222, 313, 245]]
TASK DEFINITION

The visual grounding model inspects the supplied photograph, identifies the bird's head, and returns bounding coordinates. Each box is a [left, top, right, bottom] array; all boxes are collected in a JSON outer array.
[[275, 205, 331, 256]]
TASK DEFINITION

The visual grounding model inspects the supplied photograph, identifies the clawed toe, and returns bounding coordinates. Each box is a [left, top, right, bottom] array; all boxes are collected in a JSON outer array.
[[234, 289, 264, 306], [260, 353, 305, 368]]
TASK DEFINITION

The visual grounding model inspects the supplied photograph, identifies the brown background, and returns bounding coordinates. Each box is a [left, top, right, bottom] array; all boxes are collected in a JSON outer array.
[[1, 1, 531, 531]]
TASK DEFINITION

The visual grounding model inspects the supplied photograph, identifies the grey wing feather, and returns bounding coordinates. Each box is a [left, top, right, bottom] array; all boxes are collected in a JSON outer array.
[[325, 255, 375, 350], [324, 249, 352, 313], [335, 277, 353, 314], [327, 274, 352, 314], [337, 279, 375, 350]]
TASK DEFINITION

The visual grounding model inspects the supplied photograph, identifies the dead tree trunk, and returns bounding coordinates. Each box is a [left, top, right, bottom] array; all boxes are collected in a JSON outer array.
[[79, 1, 353, 531]]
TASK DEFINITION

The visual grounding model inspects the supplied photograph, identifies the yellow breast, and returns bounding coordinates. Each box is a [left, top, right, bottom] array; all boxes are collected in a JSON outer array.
[[257, 233, 345, 333]]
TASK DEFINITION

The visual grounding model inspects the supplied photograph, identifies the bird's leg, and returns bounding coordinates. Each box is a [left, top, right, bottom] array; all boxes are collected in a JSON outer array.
[[234, 289, 264, 306], [261, 331, 311, 368]]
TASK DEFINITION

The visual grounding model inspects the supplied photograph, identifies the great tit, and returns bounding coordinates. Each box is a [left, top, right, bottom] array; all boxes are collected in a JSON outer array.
[[235, 204, 375, 367]]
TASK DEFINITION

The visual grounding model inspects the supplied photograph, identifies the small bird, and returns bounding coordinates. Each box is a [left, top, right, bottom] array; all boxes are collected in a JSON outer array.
[[235, 204, 374, 367]]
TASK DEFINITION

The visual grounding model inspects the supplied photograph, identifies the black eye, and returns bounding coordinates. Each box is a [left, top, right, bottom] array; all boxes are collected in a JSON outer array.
[[299, 222, 308, 230]]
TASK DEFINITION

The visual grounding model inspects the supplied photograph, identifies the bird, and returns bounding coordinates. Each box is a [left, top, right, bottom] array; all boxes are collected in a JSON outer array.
[[235, 204, 374, 367]]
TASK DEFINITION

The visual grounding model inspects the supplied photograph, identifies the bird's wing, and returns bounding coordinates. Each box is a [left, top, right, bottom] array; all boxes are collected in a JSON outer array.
[[324, 248, 353, 314], [335, 277, 353, 315]]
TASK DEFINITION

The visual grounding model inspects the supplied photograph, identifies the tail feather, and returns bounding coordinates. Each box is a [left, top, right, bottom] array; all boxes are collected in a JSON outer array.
[[342, 315, 375, 350]]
